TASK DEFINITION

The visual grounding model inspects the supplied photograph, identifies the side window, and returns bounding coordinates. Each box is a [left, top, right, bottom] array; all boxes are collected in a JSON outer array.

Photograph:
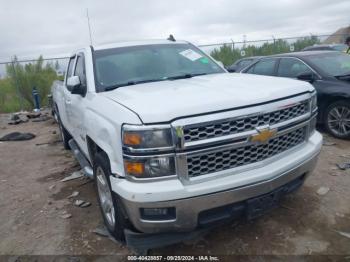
[[66, 57, 75, 81], [277, 58, 312, 78], [239, 59, 252, 68], [74, 55, 87, 87], [246, 59, 277, 76]]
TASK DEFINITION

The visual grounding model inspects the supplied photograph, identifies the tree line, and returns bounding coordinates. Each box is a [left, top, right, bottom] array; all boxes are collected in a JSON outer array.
[[210, 36, 321, 66], [0, 56, 62, 113]]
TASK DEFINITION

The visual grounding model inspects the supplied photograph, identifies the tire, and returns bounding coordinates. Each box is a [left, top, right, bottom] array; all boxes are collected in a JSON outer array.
[[93, 152, 130, 242], [324, 100, 350, 139], [58, 119, 71, 150]]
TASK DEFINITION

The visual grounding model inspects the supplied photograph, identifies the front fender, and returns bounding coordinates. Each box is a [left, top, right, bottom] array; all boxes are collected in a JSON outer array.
[[84, 97, 142, 176]]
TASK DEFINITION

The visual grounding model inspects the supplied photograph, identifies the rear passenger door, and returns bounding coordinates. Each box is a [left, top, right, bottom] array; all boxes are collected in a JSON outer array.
[[277, 58, 313, 79], [245, 58, 279, 76]]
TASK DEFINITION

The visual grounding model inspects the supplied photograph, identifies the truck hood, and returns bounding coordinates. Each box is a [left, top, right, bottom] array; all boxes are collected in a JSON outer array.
[[102, 73, 314, 123]]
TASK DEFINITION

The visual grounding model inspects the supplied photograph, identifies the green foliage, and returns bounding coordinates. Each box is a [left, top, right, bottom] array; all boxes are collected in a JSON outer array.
[[211, 36, 321, 66], [0, 56, 59, 113], [0, 78, 28, 113]]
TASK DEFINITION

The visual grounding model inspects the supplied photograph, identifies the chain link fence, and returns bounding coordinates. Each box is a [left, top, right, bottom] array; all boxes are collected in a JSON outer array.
[[0, 33, 349, 113], [199, 34, 349, 66]]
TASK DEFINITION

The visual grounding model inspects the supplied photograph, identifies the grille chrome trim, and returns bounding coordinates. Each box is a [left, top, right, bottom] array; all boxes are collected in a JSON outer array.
[[172, 93, 312, 151], [182, 100, 309, 145], [175, 118, 310, 184], [171, 94, 313, 183], [186, 127, 306, 178], [178, 119, 309, 157]]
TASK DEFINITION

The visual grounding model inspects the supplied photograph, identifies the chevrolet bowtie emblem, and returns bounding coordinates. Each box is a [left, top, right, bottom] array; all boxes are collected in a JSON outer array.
[[251, 127, 277, 143]]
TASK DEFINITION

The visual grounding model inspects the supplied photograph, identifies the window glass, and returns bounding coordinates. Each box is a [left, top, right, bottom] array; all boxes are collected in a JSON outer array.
[[333, 44, 347, 52], [238, 59, 253, 68], [74, 55, 86, 86], [307, 52, 350, 76], [246, 59, 277, 76], [277, 58, 312, 78], [94, 44, 224, 91], [66, 57, 75, 79]]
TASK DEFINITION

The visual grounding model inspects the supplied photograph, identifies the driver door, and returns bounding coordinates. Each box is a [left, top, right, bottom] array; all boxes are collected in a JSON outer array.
[[68, 52, 88, 153], [62, 56, 76, 133]]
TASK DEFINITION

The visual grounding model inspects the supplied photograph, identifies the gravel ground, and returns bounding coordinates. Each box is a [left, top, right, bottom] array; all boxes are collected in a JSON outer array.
[[0, 112, 349, 258]]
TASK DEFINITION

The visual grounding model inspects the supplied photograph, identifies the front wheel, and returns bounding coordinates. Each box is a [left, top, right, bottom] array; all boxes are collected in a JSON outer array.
[[324, 100, 350, 139], [94, 152, 131, 241]]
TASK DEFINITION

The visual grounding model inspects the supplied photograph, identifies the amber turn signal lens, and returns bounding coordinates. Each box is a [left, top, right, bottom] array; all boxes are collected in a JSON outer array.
[[123, 133, 142, 146], [124, 161, 145, 176]]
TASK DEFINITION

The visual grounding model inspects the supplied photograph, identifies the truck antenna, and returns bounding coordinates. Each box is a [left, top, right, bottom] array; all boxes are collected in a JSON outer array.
[[86, 8, 93, 45]]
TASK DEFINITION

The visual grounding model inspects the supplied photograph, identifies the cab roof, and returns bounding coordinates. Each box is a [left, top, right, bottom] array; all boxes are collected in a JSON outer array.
[[93, 39, 189, 51]]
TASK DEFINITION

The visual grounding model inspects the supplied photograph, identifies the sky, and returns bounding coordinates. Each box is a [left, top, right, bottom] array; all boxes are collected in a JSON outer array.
[[0, 0, 349, 62]]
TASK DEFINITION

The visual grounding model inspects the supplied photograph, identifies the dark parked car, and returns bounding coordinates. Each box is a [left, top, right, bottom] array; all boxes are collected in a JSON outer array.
[[226, 56, 263, 72], [302, 44, 347, 52], [241, 51, 350, 139]]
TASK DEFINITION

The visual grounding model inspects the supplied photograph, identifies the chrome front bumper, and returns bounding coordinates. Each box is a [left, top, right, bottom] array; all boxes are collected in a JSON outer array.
[[120, 150, 320, 234]]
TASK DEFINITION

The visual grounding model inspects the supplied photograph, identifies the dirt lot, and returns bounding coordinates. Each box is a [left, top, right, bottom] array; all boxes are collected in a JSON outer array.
[[0, 112, 349, 258]]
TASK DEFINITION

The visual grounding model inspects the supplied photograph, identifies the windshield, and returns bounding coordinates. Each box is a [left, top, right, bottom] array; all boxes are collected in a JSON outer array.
[[93, 43, 224, 91], [307, 52, 350, 76]]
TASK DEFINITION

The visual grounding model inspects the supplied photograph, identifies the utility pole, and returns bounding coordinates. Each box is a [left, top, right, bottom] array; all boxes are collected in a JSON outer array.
[[272, 35, 276, 45], [243, 35, 247, 49], [86, 8, 93, 45]]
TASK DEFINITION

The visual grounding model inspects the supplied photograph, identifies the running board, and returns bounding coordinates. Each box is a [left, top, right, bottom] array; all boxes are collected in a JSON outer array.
[[68, 139, 94, 178]]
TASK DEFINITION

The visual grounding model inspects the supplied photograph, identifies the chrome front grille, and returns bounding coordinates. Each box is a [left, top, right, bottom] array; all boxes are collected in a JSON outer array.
[[183, 100, 309, 143], [187, 127, 306, 178]]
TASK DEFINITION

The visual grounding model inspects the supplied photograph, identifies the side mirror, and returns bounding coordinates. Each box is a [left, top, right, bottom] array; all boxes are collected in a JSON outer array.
[[67, 76, 85, 95], [297, 72, 316, 83], [226, 65, 237, 73]]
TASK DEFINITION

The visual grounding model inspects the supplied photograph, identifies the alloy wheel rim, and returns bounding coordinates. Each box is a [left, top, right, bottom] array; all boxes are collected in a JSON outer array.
[[96, 167, 115, 228], [328, 106, 350, 136]]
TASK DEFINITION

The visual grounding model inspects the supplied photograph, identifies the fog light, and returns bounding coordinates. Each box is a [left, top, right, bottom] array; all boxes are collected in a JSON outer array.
[[124, 161, 145, 176], [140, 207, 176, 221]]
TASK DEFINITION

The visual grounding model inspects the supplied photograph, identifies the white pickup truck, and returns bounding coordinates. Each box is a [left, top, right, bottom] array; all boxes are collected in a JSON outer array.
[[52, 39, 322, 243]]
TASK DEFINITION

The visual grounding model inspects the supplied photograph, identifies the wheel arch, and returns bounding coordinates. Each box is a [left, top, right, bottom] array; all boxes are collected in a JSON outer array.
[[86, 136, 111, 169], [319, 95, 350, 123]]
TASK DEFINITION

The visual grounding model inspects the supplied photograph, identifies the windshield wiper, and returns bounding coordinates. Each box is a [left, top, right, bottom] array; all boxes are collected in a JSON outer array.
[[166, 72, 207, 80], [335, 73, 350, 80], [104, 73, 209, 91], [104, 78, 167, 91]]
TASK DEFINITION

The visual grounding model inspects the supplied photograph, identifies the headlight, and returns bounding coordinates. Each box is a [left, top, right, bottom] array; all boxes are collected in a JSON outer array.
[[310, 92, 317, 112], [124, 156, 176, 178], [122, 125, 173, 150], [122, 124, 176, 178]]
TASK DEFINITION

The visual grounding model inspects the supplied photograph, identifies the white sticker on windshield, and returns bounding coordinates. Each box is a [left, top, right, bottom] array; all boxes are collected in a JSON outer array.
[[179, 49, 202, 61]]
